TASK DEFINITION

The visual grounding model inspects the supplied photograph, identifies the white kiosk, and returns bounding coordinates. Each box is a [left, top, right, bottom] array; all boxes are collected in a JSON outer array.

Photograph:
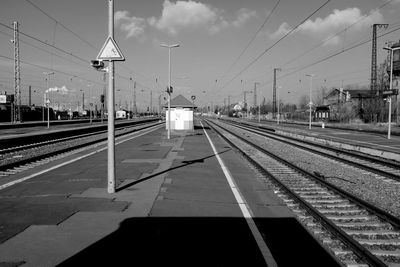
[[164, 94, 196, 130]]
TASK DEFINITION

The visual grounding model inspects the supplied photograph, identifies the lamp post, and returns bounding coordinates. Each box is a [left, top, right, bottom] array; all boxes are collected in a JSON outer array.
[[87, 84, 93, 124], [160, 43, 179, 139], [43, 72, 54, 127], [383, 46, 400, 139], [306, 74, 314, 129], [277, 86, 282, 124]]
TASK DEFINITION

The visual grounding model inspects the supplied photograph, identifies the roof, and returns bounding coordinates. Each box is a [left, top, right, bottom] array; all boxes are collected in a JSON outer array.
[[326, 88, 375, 99], [163, 94, 197, 108]]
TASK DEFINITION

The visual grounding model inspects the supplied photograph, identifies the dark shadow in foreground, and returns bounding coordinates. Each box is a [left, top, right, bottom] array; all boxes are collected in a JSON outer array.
[[57, 217, 340, 267]]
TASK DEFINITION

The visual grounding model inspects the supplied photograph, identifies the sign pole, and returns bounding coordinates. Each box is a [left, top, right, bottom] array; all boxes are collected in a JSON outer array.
[[107, 0, 115, 193]]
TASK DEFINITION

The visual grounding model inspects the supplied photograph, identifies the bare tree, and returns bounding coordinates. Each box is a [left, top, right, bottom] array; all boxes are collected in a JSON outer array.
[[315, 86, 328, 106], [298, 94, 309, 109]]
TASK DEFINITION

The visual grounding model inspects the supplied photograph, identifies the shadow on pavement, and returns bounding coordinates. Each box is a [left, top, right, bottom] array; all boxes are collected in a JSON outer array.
[[58, 217, 340, 267], [116, 149, 230, 192]]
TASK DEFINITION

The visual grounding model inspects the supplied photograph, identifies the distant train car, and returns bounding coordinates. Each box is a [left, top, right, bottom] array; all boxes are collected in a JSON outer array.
[[116, 110, 127, 119], [0, 104, 55, 122]]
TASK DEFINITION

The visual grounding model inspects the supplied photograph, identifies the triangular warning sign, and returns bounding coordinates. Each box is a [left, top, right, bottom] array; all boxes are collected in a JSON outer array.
[[96, 36, 125, 61]]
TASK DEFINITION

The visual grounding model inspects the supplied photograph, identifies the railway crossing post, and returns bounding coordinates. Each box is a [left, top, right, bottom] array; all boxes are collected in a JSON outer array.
[[94, 0, 125, 193]]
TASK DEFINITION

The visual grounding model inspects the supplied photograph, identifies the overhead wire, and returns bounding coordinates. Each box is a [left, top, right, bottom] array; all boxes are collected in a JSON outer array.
[[0, 54, 103, 86], [218, 0, 281, 83], [24, 0, 160, 91], [261, 24, 400, 89], [24, 0, 98, 51], [0, 30, 85, 68], [279, 0, 395, 69], [219, 0, 331, 91]]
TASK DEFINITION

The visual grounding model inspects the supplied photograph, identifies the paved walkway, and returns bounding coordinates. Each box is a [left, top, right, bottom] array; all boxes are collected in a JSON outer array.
[[0, 121, 339, 266]]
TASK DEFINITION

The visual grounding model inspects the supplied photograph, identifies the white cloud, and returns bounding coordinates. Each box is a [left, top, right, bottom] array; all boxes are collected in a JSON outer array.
[[148, 0, 255, 35], [299, 8, 382, 34], [270, 7, 383, 44], [148, 0, 223, 35], [270, 22, 291, 39], [116, 1, 256, 38], [115, 10, 146, 39], [232, 8, 257, 28], [46, 85, 68, 95]]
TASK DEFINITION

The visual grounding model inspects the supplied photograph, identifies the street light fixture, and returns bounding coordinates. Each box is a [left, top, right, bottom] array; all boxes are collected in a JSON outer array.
[[383, 46, 400, 139], [160, 43, 180, 140], [43, 72, 54, 128], [306, 74, 314, 129], [87, 84, 93, 124], [277, 86, 282, 125]]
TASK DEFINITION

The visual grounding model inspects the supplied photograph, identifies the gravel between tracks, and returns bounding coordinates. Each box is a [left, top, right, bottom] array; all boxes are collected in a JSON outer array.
[[220, 121, 400, 218]]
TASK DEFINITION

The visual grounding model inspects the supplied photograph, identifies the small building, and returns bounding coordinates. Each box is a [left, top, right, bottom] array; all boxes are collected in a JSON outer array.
[[323, 88, 376, 120], [314, 105, 330, 121], [163, 94, 197, 130]]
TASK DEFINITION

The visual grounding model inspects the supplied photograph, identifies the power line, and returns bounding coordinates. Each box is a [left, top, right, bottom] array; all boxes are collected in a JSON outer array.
[[0, 21, 89, 64], [280, 0, 395, 69], [270, 25, 400, 86], [23, 0, 157, 89], [0, 54, 103, 87], [24, 0, 98, 51], [219, 0, 331, 91], [219, 0, 281, 82], [0, 30, 84, 67], [0, 21, 156, 92]]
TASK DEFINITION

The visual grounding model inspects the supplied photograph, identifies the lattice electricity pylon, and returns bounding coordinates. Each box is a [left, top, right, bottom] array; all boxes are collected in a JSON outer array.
[[13, 21, 21, 123], [370, 24, 388, 93]]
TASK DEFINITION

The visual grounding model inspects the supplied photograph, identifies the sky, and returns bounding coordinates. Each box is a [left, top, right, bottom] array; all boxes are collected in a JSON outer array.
[[1, 0, 400, 112]]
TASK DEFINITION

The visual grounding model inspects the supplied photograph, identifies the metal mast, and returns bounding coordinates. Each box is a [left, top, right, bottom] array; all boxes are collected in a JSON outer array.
[[253, 82, 257, 109], [370, 24, 388, 92], [133, 81, 137, 114], [273, 68, 281, 118], [13, 21, 21, 123]]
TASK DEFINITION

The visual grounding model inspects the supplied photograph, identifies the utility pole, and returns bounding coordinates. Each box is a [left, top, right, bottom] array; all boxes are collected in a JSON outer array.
[[243, 91, 247, 111], [273, 68, 281, 119], [28, 86, 31, 106], [107, 0, 116, 193], [253, 82, 257, 109], [133, 81, 137, 114], [158, 94, 161, 115], [370, 24, 388, 93], [13, 21, 21, 123], [82, 92, 85, 111], [150, 90, 153, 114]]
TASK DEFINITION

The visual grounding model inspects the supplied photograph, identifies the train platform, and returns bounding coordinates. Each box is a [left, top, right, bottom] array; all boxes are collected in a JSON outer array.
[[242, 119, 400, 162], [0, 119, 340, 266]]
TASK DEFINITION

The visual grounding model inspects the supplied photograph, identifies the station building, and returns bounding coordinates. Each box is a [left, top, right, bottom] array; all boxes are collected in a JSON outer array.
[[164, 94, 197, 131]]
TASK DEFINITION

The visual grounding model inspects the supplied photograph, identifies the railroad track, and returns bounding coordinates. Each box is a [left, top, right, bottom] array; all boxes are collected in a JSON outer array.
[[0, 120, 163, 177], [0, 118, 160, 153], [225, 119, 400, 184], [206, 119, 400, 266]]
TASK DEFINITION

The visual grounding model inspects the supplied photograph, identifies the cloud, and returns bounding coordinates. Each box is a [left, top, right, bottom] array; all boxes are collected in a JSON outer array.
[[115, 10, 146, 39], [46, 85, 68, 94], [116, 1, 256, 38], [148, 0, 223, 35], [232, 8, 257, 28], [270, 22, 291, 39], [148, 0, 255, 35], [270, 7, 383, 44]]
